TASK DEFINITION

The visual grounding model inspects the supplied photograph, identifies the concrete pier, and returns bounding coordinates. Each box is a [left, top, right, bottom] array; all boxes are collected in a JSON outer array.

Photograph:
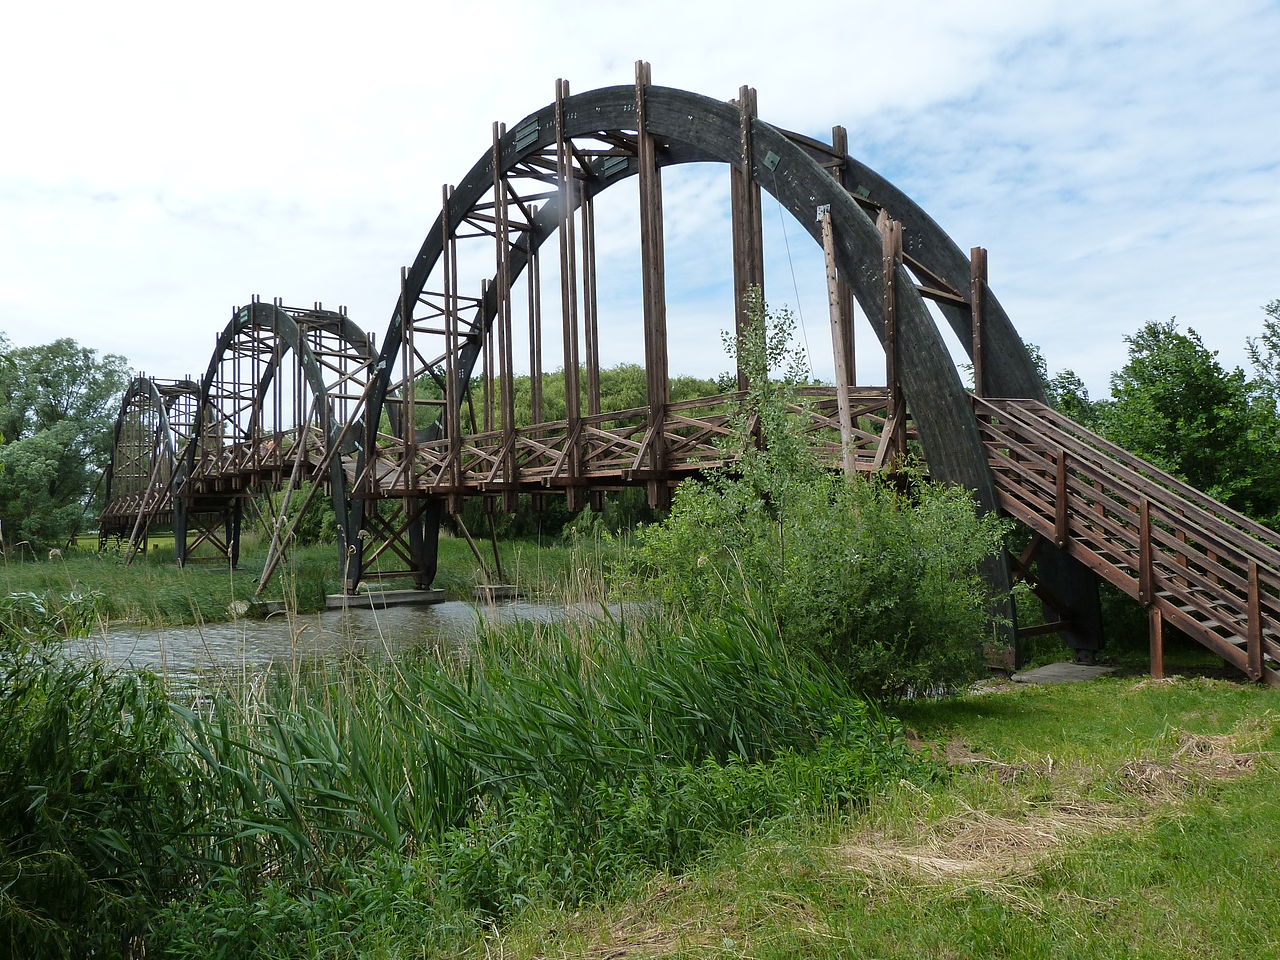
[[325, 588, 446, 610], [473, 584, 520, 603]]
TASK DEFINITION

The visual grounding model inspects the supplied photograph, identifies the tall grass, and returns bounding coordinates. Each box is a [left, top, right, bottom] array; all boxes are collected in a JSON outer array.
[[1, 607, 925, 958]]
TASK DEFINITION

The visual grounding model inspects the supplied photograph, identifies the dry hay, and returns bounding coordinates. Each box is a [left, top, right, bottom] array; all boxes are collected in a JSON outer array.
[[544, 877, 821, 960], [838, 800, 1129, 885], [841, 716, 1274, 889], [906, 735, 1052, 783], [1117, 717, 1272, 800]]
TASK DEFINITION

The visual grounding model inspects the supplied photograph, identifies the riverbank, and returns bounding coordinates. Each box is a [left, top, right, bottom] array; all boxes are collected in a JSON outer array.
[[0, 533, 623, 628], [480, 674, 1280, 959]]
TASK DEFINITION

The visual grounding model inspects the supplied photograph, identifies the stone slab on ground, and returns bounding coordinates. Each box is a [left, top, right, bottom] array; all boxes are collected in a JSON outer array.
[[474, 584, 520, 603], [1012, 661, 1118, 684], [325, 589, 446, 610]]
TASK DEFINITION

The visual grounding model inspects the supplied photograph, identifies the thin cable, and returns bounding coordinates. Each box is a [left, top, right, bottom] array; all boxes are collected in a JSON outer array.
[[770, 168, 813, 370]]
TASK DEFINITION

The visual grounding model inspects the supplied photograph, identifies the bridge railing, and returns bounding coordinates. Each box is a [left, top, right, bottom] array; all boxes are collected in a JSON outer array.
[[350, 387, 903, 499], [977, 396, 1280, 682]]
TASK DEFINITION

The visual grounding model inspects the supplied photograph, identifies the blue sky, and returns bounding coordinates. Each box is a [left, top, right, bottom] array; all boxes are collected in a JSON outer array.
[[1, 0, 1277, 398]]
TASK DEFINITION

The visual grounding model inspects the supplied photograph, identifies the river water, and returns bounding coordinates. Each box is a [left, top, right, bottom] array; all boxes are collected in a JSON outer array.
[[67, 599, 626, 683]]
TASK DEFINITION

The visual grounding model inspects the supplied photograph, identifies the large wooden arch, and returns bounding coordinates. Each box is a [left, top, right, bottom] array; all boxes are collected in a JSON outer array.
[[98, 67, 1128, 660], [346, 67, 1100, 646], [175, 300, 374, 567], [99, 376, 200, 553]]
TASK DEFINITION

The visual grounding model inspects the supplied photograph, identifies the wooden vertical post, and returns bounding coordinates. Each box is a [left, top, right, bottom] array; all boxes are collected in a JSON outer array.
[[1149, 604, 1165, 679], [527, 220, 543, 425], [636, 60, 669, 507], [970, 246, 987, 397], [442, 185, 462, 512], [1138, 498, 1153, 605], [555, 77, 583, 510], [582, 194, 601, 419], [481, 279, 494, 434], [819, 207, 857, 479], [730, 84, 764, 390], [492, 122, 518, 511], [879, 211, 905, 461], [525, 206, 545, 513], [582, 192, 605, 511], [400, 266, 417, 488], [1248, 560, 1263, 680], [1054, 449, 1070, 547], [831, 125, 855, 387]]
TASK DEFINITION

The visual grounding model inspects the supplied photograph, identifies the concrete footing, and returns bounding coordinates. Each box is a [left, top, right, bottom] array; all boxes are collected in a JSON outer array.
[[1012, 661, 1117, 684], [473, 584, 520, 603], [325, 588, 446, 610]]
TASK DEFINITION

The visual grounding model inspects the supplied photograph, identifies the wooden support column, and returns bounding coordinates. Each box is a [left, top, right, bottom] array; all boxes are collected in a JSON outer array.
[[492, 122, 518, 511], [878, 211, 905, 462], [582, 192, 605, 511], [730, 84, 764, 390], [526, 214, 547, 513], [555, 77, 584, 510], [526, 214, 544, 426], [441, 185, 463, 513], [481, 279, 494, 434], [970, 247, 988, 397], [1054, 448, 1070, 547], [582, 194, 601, 419], [1138, 498, 1153, 605], [819, 207, 857, 479], [635, 60, 669, 507], [399, 266, 417, 489], [1248, 560, 1263, 680], [830, 125, 855, 386], [1149, 605, 1165, 679]]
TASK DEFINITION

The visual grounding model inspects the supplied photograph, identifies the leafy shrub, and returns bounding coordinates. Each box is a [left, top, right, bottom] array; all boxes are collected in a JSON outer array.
[[630, 295, 1009, 700]]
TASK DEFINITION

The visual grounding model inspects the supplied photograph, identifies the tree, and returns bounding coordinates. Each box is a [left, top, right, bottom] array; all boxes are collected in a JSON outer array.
[[1246, 299, 1280, 414], [1101, 318, 1280, 523], [0, 336, 130, 549]]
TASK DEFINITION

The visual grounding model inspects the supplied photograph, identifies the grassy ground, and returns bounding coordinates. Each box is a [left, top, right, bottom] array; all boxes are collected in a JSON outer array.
[[481, 675, 1280, 960], [0, 532, 622, 627]]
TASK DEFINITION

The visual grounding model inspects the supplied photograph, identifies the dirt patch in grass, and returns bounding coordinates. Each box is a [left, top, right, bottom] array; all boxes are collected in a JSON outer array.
[[553, 877, 823, 959], [904, 732, 1052, 783]]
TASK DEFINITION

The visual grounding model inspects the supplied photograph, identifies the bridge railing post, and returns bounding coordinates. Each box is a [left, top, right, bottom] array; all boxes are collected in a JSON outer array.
[[819, 206, 857, 479], [1248, 560, 1263, 680]]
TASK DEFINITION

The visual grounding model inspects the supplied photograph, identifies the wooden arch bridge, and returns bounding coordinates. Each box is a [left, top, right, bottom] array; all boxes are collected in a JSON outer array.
[[99, 65, 1280, 682]]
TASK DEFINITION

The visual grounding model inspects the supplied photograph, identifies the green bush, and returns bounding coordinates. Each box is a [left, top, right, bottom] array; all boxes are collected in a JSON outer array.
[[630, 295, 1009, 700]]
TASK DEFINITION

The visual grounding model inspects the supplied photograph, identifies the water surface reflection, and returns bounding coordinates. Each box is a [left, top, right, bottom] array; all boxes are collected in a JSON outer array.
[[69, 600, 626, 682]]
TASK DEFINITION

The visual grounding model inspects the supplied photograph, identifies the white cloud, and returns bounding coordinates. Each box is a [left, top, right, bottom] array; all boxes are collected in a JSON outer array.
[[1, 0, 1277, 398]]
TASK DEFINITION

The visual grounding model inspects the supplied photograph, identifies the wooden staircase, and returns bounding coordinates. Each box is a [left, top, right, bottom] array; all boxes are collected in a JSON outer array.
[[975, 396, 1280, 684]]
